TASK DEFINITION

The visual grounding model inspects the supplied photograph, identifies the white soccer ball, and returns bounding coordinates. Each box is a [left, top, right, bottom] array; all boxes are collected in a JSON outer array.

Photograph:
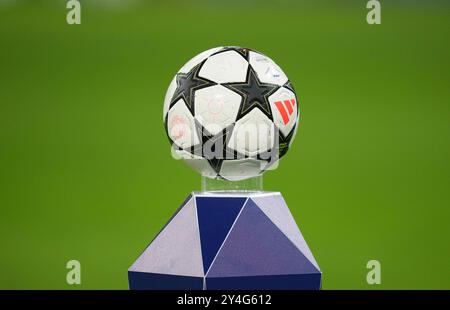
[[163, 47, 299, 181]]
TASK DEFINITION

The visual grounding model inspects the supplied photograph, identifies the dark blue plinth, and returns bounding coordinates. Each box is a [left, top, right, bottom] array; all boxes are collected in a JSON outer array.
[[128, 192, 321, 290]]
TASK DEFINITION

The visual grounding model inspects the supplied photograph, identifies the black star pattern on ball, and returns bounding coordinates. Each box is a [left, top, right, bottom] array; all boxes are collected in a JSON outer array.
[[223, 67, 279, 121], [283, 80, 295, 93], [186, 120, 237, 174], [277, 125, 296, 158], [257, 125, 297, 173], [211, 46, 252, 61], [233, 47, 251, 61], [170, 60, 216, 116]]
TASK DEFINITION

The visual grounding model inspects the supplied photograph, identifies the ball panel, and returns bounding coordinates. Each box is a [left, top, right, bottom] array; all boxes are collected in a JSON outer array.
[[175, 150, 218, 179], [227, 108, 275, 157], [163, 76, 177, 120], [194, 85, 241, 136], [249, 51, 288, 86], [268, 87, 298, 137], [219, 158, 265, 181], [178, 47, 223, 74], [167, 99, 199, 149], [199, 50, 249, 83]]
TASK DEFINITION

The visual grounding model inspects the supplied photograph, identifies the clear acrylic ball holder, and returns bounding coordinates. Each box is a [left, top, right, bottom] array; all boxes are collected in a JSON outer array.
[[201, 175, 263, 192]]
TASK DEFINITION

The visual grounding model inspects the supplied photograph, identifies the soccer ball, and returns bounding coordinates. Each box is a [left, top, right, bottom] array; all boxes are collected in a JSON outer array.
[[163, 46, 299, 181]]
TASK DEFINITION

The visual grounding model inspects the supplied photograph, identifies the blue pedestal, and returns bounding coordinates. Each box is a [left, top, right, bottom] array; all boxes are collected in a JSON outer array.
[[128, 192, 321, 290]]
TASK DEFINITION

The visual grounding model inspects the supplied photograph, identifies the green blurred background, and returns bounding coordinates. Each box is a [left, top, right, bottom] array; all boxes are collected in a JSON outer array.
[[0, 0, 449, 289]]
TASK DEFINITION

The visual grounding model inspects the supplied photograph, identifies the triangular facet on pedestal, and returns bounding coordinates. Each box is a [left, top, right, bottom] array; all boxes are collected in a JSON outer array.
[[196, 196, 247, 273], [128, 196, 204, 289]]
